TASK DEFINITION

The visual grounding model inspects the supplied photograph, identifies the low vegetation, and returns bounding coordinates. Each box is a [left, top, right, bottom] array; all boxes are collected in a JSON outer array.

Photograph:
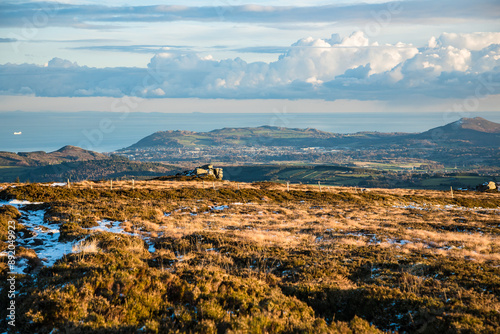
[[0, 157, 177, 183], [0, 180, 499, 333]]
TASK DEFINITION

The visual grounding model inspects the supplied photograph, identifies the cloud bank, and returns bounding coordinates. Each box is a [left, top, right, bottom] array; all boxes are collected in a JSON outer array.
[[1, 32, 499, 101], [0, 0, 498, 29]]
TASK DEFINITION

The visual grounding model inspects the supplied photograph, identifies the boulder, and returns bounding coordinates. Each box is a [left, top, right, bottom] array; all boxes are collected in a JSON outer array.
[[180, 164, 223, 180], [477, 181, 497, 192], [214, 168, 223, 180]]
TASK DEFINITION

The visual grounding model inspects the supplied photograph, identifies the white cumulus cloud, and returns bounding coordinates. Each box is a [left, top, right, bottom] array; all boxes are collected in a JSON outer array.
[[434, 32, 500, 51], [1, 31, 499, 101]]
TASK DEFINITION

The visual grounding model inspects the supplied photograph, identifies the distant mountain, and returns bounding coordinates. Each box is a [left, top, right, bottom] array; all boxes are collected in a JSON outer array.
[[457, 117, 500, 133], [415, 117, 500, 146], [123, 117, 500, 151], [0, 148, 178, 182], [0, 145, 108, 167], [123, 125, 402, 150]]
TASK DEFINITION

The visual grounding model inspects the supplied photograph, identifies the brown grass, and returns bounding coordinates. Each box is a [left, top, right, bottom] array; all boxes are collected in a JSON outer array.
[[1, 179, 499, 333]]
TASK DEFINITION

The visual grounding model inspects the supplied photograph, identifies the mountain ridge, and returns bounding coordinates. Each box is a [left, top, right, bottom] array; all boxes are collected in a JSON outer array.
[[0, 145, 108, 167], [416, 117, 500, 146], [455, 117, 500, 133], [123, 117, 500, 150]]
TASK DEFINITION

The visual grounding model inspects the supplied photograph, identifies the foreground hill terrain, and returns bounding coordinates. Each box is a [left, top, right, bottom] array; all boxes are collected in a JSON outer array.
[[0, 181, 499, 333]]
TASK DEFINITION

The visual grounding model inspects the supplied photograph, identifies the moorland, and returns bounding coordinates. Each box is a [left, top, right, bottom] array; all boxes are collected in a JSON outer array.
[[0, 179, 499, 333]]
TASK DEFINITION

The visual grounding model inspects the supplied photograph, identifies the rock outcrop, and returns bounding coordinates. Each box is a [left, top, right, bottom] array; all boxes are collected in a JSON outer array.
[[179, 164, 223, 180], [477, 181, 498, 192]]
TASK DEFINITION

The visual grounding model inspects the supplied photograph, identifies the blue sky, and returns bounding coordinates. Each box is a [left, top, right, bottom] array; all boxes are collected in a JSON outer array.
[[0, 0, 499, 113]]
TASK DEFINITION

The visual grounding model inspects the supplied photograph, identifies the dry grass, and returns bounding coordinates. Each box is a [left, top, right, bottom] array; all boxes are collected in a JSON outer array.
[[51, 180, 499, 263], [72, 238, 99, 254], [1, 180, 499, 333]]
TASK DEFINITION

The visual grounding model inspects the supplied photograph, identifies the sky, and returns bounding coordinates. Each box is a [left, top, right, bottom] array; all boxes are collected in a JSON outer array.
[[0, 0, 499, 115]]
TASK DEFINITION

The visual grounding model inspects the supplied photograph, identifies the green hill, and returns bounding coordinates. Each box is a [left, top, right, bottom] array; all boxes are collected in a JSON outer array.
[[124, 118, 500, 151], [124, 125, 403, 150]]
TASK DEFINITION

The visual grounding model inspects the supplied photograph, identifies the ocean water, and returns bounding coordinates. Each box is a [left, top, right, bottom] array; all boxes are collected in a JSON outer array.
[[1, 111, 499, 153]]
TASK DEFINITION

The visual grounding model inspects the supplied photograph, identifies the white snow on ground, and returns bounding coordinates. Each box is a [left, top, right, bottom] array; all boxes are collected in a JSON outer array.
[[22, 209, 73, 267], [3, 196, 496, 273], [6, 199, 43, 206], [9, 258, 29, 275], [387, 239, 411, 247], [146, 241, 156, 253], [0, 200, 75, 273], [88, 220, 130, 234], [0, 200, 159, 273], [50, 183, 67, 187], [211, 205, 229, 211], [393, 204, 425, 210], [85, 220, 157, 253], [85, 220, 156, 252], [393, 203, 500, 213]]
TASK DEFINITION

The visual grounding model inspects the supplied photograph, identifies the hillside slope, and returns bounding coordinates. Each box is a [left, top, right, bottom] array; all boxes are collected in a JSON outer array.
[[415, 117, 500, 146], [124, 125, 404, 150], [123, 117, 500, 150], [0, 157, 177, 183], [0, 145, 108, 167], [0, 147, 178, 182]]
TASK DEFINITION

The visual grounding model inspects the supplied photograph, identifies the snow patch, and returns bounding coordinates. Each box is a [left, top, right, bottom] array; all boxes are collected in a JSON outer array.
[[10, 258, 29, 275], [211, 205, 229, 211], [0, 201, 75, 268], [4, 199, 43, 206], [88, 220, 130, 235], [0, 200, 162, 271], [20, 209, 73, 267]]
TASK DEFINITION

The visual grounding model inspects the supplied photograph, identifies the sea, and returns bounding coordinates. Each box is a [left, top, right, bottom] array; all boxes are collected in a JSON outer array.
[[1, 111, 499, 153]]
